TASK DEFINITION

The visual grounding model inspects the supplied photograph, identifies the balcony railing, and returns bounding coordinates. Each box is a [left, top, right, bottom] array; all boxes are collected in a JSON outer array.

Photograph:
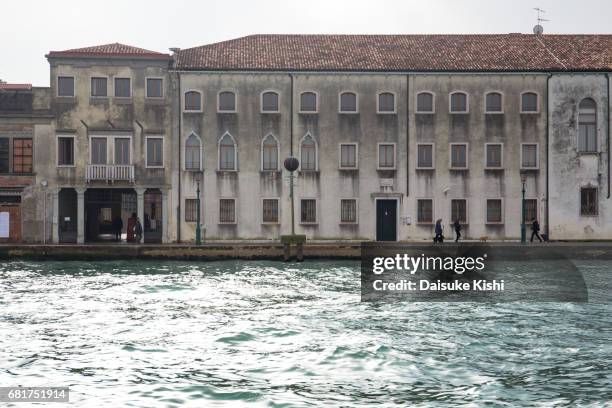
[[86, 164, 135, 183]]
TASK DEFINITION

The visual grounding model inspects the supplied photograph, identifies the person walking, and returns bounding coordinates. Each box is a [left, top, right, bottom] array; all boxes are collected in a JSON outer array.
[[134, 217, 143, 244], [434, 219, 444, 243], [454, 219, 462, 243], [530, 218, 543, 243], [112, 216, 123, 242]]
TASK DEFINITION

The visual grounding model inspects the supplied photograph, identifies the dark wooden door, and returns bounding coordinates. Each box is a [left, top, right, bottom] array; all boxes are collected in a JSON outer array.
[[376, 200, 397, 241]]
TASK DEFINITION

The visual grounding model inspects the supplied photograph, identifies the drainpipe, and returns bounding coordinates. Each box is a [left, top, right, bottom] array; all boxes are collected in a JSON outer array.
[[545, 73, 552, 238], [406, 75, 410, 196], [289, 74, 294, 155], [177, 71, 182, 242], [607, 73, 610, 199]]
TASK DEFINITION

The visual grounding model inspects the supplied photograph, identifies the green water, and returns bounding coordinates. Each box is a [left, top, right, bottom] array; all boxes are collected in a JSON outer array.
[[0, 260, 610, 407]]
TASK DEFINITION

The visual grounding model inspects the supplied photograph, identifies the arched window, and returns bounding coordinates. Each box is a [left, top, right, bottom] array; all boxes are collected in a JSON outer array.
[[185, 133, 201, 170], [485, 92, 503, 113], [578, 98, 597, 152], [218, 91, 236, 112], [219, 133, 236, 170], [521, 92, 538, 113], [416, 92, 434, 113], [300, 92, 318, 112], [261, 134, 279, 171], [339, 92, 358, 112], [449, 92, 468, 113], [377, 92, 395, 113], [261, 91, 279, 112], [184, 91, 201, 111], [300, 134, 317, 171]]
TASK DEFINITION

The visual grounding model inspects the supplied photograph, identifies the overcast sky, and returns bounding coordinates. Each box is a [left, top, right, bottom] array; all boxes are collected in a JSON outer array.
[[2, 0, 611, 86]]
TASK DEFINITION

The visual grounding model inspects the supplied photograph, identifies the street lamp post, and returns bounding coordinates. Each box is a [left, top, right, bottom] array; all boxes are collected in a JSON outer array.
[[194, 172, 202, 245], [521, 173, 527, 244]]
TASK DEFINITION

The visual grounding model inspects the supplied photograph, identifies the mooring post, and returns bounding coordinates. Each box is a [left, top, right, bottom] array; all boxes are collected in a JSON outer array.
[[283, 243, 291, 262], [296, 243, 303, 262]]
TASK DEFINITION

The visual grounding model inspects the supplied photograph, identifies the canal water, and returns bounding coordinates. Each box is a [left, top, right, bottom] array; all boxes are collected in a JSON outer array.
[[0, 260, 610, 407]]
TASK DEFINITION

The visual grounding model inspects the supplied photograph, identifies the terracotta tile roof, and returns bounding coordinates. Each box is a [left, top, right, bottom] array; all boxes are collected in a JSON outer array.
[[0, 84, 32, 90], [175, 34, 612, 72], [46, 43, 171, 59]]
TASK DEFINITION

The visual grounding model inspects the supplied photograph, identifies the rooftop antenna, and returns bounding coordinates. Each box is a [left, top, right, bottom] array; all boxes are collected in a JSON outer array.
[[533, 7, 549, 35]]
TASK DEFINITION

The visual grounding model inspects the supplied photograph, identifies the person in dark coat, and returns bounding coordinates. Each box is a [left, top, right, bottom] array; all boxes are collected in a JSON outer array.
[[434, 219, 444, 243], [134, 217, 143, 244], [530, 219, 542, 242], [454, 219, 462, 243], [112, 216, 123, 242]]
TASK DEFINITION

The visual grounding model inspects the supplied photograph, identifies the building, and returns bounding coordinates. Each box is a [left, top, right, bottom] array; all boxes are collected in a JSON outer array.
[[0, 34, 610, 242]]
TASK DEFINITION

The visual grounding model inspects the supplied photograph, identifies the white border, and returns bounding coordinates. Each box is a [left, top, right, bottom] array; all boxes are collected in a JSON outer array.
[[261, 197, 281, 224], [338, 143, 359, 170], [145, 136, 164, 168], [520, 91, 540, 114], [56, 134, 76, 167], [377, 142, 396, 170], [450, 198, 469, 225], [339, 198, 359, 224], [376, 92, 397, 114], [183, 89, 203, 112], [375, 197, 399, 241], [338, 91, 359, 114], [218, 131, 237, 171], [415, 91, 435, 114], [520, 143, 539, 169], [416, 198, 435, 224], [298, 91, 319, 114], [485, 198, 504, 225], [219, 198, 237, 224], [260, 90, 280, 113], [416, 143, 435, 170], [56, 75, 75, 98], [90, 76, 109, 98], [261, 133, 280, 171], [299, 132, 318, 171], [449, 143, 469, 170], [449, 91, 469, 114], [484, 143, 504, 169], [113, 77, 132, 98], [299, 197, 318, 225], [484, 91, 504, 114], [217, 90, 237, 113], [184, 132, 203, 171], [145, 77, 164, 99]]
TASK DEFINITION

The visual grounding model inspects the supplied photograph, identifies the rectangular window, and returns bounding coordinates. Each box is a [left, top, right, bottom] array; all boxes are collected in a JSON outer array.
[[525, 199, 538, 222], [579, 123, 597, 152], [114, 138, 130, 165], [485, 93, 503, 113], [57, 76, 75, 97], [300, 199, 317, 223], [0, 138, 10, 173], [450, 93, 468, 113], [340, 144, 357, 169], [146, 138, 163, 167], [450, 144, 468, 169], [416, 93, 434, 113], [262, 199, 279, 223], [378, 93, 395, 113], [580, 188, 598, 216], [12, 138, 32, 173], [300, 93, 317, 112], [57, 136, 74, 166], [340, 199, 357, 223], [185, 199, 197, 222], [114, 78, 131, 98], [521, 144, 538, 169], [417, 199, 433, 223], [146, 78, 163, 98], [91, 77, 107, 97], [220, 199, 236, 223], [378, 144, 395, 169], [485, 144, 503, 168], [90, 137, 107, 165], [486, 199, 503, 224], [417, 144, 434, 169], [451, 199, 467, 223]]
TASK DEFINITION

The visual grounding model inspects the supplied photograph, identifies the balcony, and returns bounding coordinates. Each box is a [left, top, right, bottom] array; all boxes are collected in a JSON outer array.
[[86, 164, 135, 183]]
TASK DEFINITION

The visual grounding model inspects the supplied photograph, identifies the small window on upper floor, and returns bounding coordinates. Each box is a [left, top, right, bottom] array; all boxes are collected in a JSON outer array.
[[261, 91, 279, 112], [57, 76, 74, 97], [184, 91, 201, 111], [578, 98, 597, 153], [377, 92, 395, 113], [218, 91, 236, 112], [146, 78, 163, 98], [485, 92, 503, 113], [339, 92, 358, 113], [91, 77, 107, 97], [521, 92, 538, 113], [114, 78, 131, 98], [300, 92, 317, 113], [450, 92, 468, 113], [416, 92, 434, 113]]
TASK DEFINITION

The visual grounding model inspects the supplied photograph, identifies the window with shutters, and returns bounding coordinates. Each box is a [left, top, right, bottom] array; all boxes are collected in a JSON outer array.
[[261, 134, 279, 171], [300, 134, 317, 171], [91, 77, 107, 97], [450, 92, 468, 113], [521, 144, 538, 169], [185, 133, 201, 170], [261, 91, 279, 112], [377, 92, 395, 113], [416, 92, 434, 113], [219, 199, 236, 223], [146, 78, 163, 98], [57, 76, 75, 97], [219, 133, 236, 171], [0, 138, 9, 173], [378, 143, 395, 169], [114, 78, 131, 98], [184, 91, 202, 111], [451, 199, 468, 224], [417, 199, 433, 224], [486, 199, 503, 224], [146, 137, 163, 167], [485, 92, 503, 113], [299, 92, 318, 113], [90, 137, 107, 165], [580, 188, 598, 216], [262, 199, 279, 223], [450, 143, 468, 169], [578, 98, 597, 153], [300, 199, 317, 223], [417, 143, 434, 169], [339, 92, 358, 113], [218, 91, 236, 112], [114, 138, 130, 165], [521, 92, 539, 113], [485, 143, 503, 168], [339, 143, 358, 169], [57, 136, 74, 166], [340, 199, 357, 223]]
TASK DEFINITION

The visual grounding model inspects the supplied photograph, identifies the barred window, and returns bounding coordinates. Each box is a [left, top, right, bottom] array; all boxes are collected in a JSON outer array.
[[57, 76, 74, 97], [184, 91, 201, 111], [486, 199, 503, 223], [417, 144, 434, 168], [450, 144, 467, 168], [262, 91, 279, 112], [146, 78, 163, 98], [300, 135, 317, 171], [262, 199, 279, 223], [220, 199, 236, 223], [57, 137, 74, 166], [578, 98, 597, 152], [91, 77, 107, 97], [218, 91, 236, 111], [580, 188, 597, 216], [521, 92, 538, 112], [262, 134, 278, 171], [340, 144, 357, 169], [114, 78, 131, 97], [521, 144, 538, 168], [146, 138, 163, 167], [451, 199, 467, 223], [416, 92, 434, 113], [417, 199, 433, 223], [300, 92, 317, 112], [340, 199, 357, 223], [378, 144, 395, 169], [339, 92, 357, 112], [185, 134, 201, 170], [301, 199, 316, 223], [525, 199, 538, 222], [378, 92, 395, 113], [450, 92, 467, 112], [12, 138, 33, 173], [486, 144, 502, 168], [485, 92, 502, 113], [219, 133, 236, 170], [185, 199, 198, 222]]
